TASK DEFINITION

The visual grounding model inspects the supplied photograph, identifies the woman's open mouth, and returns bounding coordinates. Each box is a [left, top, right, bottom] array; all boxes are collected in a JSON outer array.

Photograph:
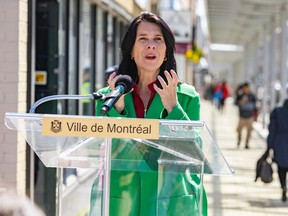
[[145, 54, 156, 60]]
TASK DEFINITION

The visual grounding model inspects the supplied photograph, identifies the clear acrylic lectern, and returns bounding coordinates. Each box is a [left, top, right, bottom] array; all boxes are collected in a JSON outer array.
[[4, 112, 233, 216]]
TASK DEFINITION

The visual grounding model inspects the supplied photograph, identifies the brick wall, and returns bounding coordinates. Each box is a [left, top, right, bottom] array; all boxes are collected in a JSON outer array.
[[0, 0, 28, 196]]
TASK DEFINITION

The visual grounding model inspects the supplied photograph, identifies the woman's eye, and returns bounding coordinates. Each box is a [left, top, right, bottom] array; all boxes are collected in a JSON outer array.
[[154, 37, 164, 43], [139, 37, 147, 41]]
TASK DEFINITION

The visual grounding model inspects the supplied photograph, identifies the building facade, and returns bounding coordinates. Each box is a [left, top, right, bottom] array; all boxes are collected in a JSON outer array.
[[0, 0, 154, 215]]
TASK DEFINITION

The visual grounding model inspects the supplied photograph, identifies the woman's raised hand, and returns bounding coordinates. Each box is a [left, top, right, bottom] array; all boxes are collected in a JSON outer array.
[[154, 70, 178, 113]]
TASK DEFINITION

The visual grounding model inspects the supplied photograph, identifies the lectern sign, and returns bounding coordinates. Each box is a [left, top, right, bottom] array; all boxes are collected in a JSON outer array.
[[42, 116, 160, 139]]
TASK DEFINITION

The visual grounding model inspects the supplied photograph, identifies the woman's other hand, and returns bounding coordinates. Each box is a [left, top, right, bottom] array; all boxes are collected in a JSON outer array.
[[154, 70, 178, 113], [107, 72, 126, 113]]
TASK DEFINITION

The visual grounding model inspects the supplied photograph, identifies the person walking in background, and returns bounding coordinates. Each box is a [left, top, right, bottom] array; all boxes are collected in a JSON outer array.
[[89, 12, 207, 216], [203, 83, 215, 103], [81, 68, 92, 115], [219, 80, 230, 112], [212, 81, 223, 110], [267, 98, 288, 202], [235, 82, 257, 149], [212, 80, 230, 111]]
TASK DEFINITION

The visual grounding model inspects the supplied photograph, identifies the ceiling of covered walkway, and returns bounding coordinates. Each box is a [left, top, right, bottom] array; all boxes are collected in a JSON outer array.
[[206, 0, 287, 72]]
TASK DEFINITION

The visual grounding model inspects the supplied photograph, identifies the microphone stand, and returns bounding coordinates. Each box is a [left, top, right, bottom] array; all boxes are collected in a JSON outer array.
[[29, 92, 104, 113]]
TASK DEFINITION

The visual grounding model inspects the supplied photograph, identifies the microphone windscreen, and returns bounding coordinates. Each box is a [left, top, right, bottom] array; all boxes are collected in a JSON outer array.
[[115, 75, 133, 93]]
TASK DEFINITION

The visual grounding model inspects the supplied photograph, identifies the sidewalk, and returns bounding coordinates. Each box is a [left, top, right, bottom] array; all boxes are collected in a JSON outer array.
[[201, 98, 288, 216]]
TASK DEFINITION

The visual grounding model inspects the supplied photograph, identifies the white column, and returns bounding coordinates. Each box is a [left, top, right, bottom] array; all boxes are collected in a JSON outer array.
[[261, 24, 271, 127], [245, 34, 258, 82], [280, 5, 288, 103], [270, 17, 277, 110], [251, 35, 258, 83], [233, 59, 244, 86], [246, 40, 255, 80], [244, 42, 250, 80]]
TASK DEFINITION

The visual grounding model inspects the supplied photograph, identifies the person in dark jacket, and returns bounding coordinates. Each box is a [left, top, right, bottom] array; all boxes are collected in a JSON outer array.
[[267, 98, 288, 202], [235, 82, 257, 149]]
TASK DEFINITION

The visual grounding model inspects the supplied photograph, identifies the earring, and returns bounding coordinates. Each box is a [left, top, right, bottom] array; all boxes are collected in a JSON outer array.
[[131, 55, 134, 60], [164, 57, 167, 61]]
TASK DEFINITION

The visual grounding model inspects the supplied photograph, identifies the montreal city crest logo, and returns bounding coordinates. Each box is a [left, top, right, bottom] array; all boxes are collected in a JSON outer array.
[[50, 120, 62, 133]]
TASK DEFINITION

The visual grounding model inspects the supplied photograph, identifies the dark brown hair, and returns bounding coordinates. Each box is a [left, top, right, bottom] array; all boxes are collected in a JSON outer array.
[[117, 12, 177, 83]]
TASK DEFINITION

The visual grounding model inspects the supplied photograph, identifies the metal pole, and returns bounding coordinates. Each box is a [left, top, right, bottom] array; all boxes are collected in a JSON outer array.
[[102, 138, 111, 216]]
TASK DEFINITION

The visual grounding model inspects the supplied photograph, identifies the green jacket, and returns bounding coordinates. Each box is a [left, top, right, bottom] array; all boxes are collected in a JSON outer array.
[[89, 82, 207, 216]]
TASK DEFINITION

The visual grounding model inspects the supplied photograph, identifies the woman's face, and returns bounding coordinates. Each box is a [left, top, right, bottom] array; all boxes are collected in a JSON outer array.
[[131, 21, 167, 76]]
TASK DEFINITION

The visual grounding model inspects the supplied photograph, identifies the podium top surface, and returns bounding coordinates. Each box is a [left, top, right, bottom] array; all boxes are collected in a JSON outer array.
[[4, 112, 233, 175]]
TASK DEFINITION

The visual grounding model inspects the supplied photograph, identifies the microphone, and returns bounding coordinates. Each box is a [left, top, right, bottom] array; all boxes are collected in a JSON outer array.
[[100, 75, 133, 115]]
